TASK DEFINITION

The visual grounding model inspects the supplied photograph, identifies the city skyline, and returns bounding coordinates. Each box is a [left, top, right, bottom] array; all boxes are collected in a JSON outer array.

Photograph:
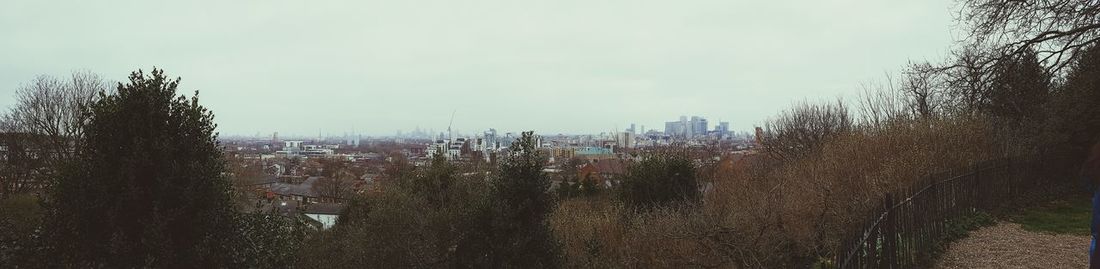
[[222, 114, 745, 139]]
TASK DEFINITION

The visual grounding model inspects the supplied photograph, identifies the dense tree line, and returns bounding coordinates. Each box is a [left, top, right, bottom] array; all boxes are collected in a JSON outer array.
[[299, 132, 563, 268]]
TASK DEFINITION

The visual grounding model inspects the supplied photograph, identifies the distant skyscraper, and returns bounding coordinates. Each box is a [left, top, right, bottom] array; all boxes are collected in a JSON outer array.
[[662, 115, 717, 138], [690, 116, 707, 137], [345, 132, 360, 147], [484, 128, 499, 150], [700, 118, 708, 135], [617, 131, 636, 148], [680, 116, 690, 137], [665, 121, 682, 137], [718, 122, 730, 136]]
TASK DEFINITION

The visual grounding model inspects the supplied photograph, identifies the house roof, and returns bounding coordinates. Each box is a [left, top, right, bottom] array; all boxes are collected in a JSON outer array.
[[578, 164, 600, 179], [258, 199, 302, 216], [592, 159, 627, 175], [303, 202, 346, 215], [242, 175, 279, 186], [575, 147, 613, 156], [269, 176, 321, 197]]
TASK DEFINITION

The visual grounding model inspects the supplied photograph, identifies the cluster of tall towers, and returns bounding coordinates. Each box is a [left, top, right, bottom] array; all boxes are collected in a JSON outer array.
[[660, 116, 730, 138]]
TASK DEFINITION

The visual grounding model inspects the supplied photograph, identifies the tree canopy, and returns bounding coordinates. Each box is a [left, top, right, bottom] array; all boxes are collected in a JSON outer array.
[[619, 152, 700, 211], [46, 68, 238, 267]]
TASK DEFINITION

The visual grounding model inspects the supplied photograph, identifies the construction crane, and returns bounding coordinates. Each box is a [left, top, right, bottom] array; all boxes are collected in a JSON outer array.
[[447, 109, 456, 141]]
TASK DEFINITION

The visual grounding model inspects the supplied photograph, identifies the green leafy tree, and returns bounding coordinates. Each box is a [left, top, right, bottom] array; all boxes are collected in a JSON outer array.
[[405, 152, 459, 208], [456, 131, 561, 268], [0, 194, 45, 265], [986, 50, 1051, 123], [1051, 45, 1100, 153], [619, 152, 699, 211], [556, 178, 580, 199], [298, 151, 490, 268], [46, 68, 238, 267], [580, 177, 600, 197], [560, 157, 585, 180], [230, 213, 311, 268]]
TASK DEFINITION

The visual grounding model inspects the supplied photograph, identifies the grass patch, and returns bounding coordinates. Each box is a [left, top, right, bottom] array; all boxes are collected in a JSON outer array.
[[1008, 194, 1091, 236]]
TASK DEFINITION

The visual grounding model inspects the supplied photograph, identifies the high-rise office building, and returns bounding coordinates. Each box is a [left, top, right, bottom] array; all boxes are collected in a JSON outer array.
[[717, 121, 730, 137], [680, 116, 690, 137], [617, 131, 636, 148], [665, 121, 683, 137], [690, 116, 707, 137], [666, 115, 711, 138]]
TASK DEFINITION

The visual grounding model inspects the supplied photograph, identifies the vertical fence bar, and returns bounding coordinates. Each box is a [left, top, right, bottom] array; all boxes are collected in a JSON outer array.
[[883, 192, 897, 269], [977, 162, 983, 203]]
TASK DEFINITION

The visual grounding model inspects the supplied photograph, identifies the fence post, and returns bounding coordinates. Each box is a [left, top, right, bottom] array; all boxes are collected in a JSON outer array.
[[1005, 158, 1014, 205], [882, 192, 897, 269], [973, 162, 983, 210]]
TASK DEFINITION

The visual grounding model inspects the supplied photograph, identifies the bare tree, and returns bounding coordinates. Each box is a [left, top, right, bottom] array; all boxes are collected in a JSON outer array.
[[900, 61, 946, 120], [762, 100, 852, 162], [313, 172, 354, 202], [4, 71, 105, 161], [960, 0, 1100, 72], [1, 71, 107, 196], [858, 74, 911, 127], [941, 47, 995, 116], [382, 151, 412, 181]]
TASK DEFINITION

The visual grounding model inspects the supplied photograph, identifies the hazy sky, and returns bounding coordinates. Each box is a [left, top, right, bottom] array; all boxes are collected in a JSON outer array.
[[0, 0, 961, 137]]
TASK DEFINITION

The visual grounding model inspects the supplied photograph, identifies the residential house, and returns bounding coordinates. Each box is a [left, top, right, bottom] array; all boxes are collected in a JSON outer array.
[[577, 159, 628, 188], [303, 202, 346, 230], [268, 176, 321, 204]]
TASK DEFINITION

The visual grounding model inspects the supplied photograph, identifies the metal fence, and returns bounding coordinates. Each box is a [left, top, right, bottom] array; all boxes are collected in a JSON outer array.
[[834, 154, 1078, 269]]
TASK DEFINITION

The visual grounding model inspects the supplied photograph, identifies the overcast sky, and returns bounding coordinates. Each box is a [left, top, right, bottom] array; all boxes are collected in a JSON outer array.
[[0, 0, 962, 137]]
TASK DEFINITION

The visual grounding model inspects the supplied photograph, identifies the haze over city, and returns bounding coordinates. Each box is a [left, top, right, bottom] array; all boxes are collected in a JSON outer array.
[[6, 0, 1099, 268], [0, 0, 958, 136]]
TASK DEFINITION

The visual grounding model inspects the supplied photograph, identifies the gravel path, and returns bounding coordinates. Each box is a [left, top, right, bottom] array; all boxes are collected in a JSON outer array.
[[935, 222, 1090, 269]]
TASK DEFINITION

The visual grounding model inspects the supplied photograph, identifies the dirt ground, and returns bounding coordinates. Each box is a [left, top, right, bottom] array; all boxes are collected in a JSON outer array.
[[935, 222, 1090, 269]]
